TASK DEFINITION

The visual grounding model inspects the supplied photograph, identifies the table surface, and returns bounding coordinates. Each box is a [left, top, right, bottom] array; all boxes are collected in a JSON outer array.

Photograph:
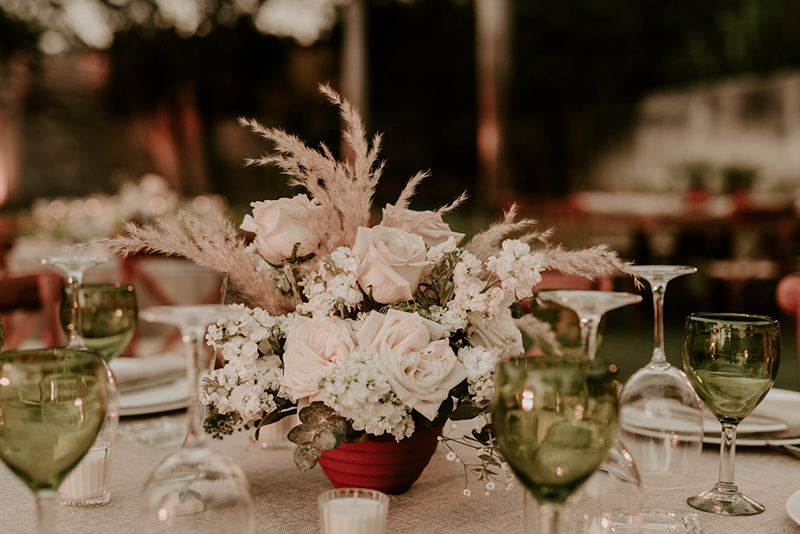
[[2, 416, 800, 534]]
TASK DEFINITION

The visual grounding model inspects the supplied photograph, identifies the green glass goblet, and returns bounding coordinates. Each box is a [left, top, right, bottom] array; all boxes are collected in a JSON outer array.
[[0, 348, 108, 533], [493, 357, 619, 533], [683, 312, 781, 516], [60, 283, 138, 363]]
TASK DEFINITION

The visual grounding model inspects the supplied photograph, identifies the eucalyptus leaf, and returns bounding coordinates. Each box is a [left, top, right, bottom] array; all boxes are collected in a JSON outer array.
[[293, 445, 323, 471]]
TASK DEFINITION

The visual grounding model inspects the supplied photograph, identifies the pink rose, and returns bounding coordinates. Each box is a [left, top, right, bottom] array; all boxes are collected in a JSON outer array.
[[240, 194, 323, 262], [352, 226, 433, 304], [282, 316, 356, 401], [357, 310, 466, 420], [466, 309, 524, 361], [381, 204, 465, 247]]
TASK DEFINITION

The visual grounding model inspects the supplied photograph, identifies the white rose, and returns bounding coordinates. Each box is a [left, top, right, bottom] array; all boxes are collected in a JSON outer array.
[[466, 309, 524, 361], [240, 194, 324, 262], [382, 204, 465, 248], [282, 316, 356, 401], [357, 309, 466, 421], [352, 226, 433, 304]]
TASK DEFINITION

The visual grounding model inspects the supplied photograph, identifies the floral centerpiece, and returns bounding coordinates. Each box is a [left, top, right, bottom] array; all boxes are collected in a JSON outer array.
[[101, 86, 631, 493]]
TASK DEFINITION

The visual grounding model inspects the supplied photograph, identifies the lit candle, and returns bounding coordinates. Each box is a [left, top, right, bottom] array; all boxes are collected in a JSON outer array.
[[319, 488, 388, 534]]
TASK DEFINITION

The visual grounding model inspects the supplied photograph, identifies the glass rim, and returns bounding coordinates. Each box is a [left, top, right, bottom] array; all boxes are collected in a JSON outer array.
[[317, 487, 389, 505], [686, 312, 778, 326], [499, 355, 615, 371], [70, 283, 136, 292]]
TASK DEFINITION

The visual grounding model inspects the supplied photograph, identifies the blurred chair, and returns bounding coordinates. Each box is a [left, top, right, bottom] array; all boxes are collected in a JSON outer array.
[[776, 273, 800, 388], [0, 272, 63, 349]]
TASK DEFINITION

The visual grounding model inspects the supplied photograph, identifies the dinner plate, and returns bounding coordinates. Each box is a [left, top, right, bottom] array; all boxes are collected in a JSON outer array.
[[702, 388, 800, 446], [702, 413, 788, 435], [786, 489, 800, 526], [118, 378, 189, 417]]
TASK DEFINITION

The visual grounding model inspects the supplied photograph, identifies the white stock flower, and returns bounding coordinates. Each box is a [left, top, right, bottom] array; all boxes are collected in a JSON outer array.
[[319, 351, 414, 440], [282, 316, 357, 401], [381, 204, 465, 248], [352, 225, 433, 304], [486, 239, 545, 300], [466, 309, 524, 361], [356, 309, 466, 421], [458, 345, 501, 402], [426, 236, 458, 263], [240, 194, 324, 262]]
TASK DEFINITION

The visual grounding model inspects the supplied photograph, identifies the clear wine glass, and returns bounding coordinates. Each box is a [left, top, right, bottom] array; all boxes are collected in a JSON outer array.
[[536, 290, 642, 362], [683, 313, 780, 516], [137, 304, 255, 533], [618, 266, 704, 528], [0, 348, 109, 533], [535, 289, 644, 531], [41, 256, 109, 350], [494, 357, 619, 534]]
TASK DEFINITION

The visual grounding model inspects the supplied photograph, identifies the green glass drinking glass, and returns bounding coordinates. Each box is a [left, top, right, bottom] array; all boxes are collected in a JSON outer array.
[[493, 357, 619, 534], [683, 312, 781, 516], [60, 283, 138, 362], [0, 348, 109, 533]]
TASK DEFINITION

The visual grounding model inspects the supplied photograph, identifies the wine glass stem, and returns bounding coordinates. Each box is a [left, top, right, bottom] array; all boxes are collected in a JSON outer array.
[[66, 270, 86, 350], [530, 502, 561, 534], [651, 283, 667, 364], [36, 491, 57, 534], [181, 326, 207, 445], [579, 315, 600, 361], [717, 423, 738, 489]]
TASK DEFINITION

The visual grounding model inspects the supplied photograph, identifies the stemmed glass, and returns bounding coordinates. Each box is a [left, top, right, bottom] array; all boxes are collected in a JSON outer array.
[[535, 290, 643, 530], [59, 283, 138, 362], [493, 357, 619, 533], [618, 266, 704, 528], [683, 313, 780, 516], [41, 256, 109, 349], [137, 304, 255, 533], [0, 348, 109, 533], [537, 290, 642, 362]]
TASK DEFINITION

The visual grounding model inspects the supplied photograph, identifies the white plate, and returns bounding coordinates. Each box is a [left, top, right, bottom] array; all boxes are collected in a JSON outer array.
[[118, 378, 189, 417], [786, 489, 800, 526], [703, 388, 800, 446]]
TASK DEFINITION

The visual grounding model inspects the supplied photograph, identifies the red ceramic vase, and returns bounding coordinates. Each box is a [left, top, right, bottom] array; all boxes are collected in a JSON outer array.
[[318, 425, 442, 494]]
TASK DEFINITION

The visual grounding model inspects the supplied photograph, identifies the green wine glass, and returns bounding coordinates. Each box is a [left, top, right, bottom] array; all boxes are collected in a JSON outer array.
[[0, 348, 109, 533], [493, 357, 619, 534], [60, 283, 138, 363], [683, 312, 781, 516]]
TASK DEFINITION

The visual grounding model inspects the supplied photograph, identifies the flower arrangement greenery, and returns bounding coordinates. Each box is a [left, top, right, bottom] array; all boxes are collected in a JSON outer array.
[[101, 85, 631, 493]]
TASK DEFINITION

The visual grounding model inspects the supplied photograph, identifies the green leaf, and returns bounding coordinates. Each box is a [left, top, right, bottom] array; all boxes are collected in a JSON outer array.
[[418, 396, 453, 427], [449, 401, 488, 421], [293, 445, 323, 471], [479, 454, 501, 467], [472, 427, 493, 446]]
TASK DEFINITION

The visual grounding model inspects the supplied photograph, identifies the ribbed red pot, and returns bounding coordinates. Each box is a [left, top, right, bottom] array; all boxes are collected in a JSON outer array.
[[318, 425, 442, 494]]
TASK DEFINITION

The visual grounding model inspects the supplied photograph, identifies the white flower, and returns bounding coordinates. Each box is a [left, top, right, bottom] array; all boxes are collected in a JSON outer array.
[[352, 225, 433, 304], [446, 451, 457, 461], [426, 236, 458, 263], [240, 194, 324, 262], [356, 309, 466, 421], [466, 309, 524, 361], [458, 346, 501, 402], [485, 481, 496, 491], [486, 239, 545, 300], [381, 204, 465, 248], [463, 489, 471, 497], [318, 351, 414, 440], [282, 316, 357, 401]]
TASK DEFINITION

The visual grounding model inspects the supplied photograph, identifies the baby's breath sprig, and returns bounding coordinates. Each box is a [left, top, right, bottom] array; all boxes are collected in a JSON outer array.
[[437, 415, 514, 496]]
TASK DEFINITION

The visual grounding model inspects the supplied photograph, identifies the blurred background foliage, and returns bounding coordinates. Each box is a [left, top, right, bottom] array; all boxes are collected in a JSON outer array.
[[1, 0, 800, 208]]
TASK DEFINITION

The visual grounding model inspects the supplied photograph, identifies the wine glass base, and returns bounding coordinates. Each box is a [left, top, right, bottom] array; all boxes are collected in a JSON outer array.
[[597, 509, 703, 533], [687, 486, 765, 516]]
